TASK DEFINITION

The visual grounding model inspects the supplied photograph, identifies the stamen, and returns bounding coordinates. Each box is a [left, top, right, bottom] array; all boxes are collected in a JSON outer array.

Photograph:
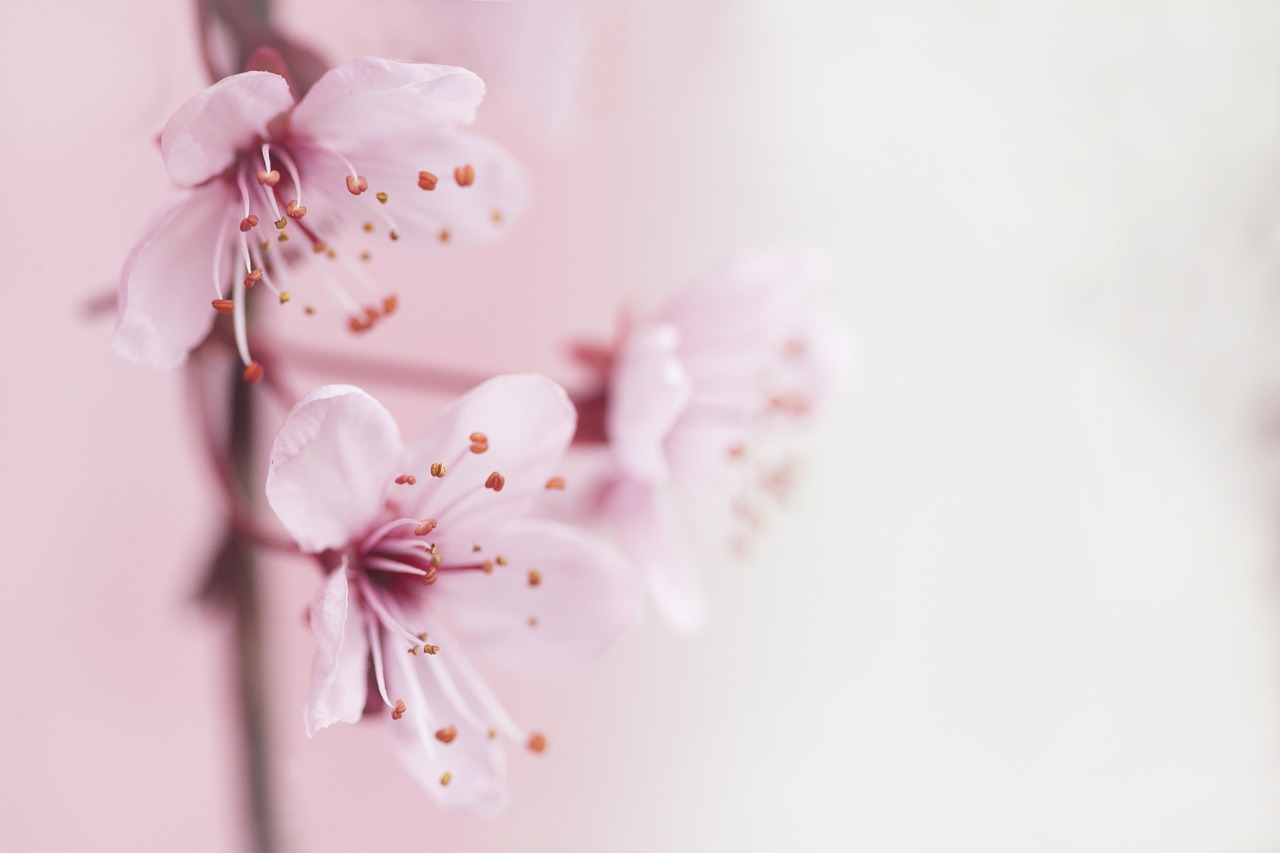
[[256, 169, 280, 186], [528, 617, 538, 627], [363, 221, 375, 233], [212, 299, 235, 315], [491, 210, 503, 224], [382, 295, 398, 315], [389, 229, 399, 241], [394, 474, 417, 485], [423, 644, 439, 654], [274, 147, 305, 209], [375, 192, 388, 204], [365, 614, 394, 710], [439, 772, 451, 786], [454, 164, 475, 186], [244, 268, 263, 288], [434, 726, 457, 744], [495, 556, 507, 566], [239, 215, 259, 232], [211, 205, 234, 300], [469, 432, 489, 453], [439, 229, 451, 243], [286, 200, 307, 220], [364, 557, 431, 579], [418, 170, 438, 190], [231, 277, 253, 368], [526, 570, 541, 587], [392, 699, 407, 721], [279, 292, 291, 304], [545, 476, 566, 490], [274, 218, 287, 230], [414, 519, 438, 536], [346, 175, 369, 195], [527, 732, 547, 753], [484, 472, 505, 492], [430, 462, 447, 478], [242, 361, 264, 384]]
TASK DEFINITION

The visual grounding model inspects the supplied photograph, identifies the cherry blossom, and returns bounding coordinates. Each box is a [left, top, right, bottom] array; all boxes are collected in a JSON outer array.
[[114, 57, 526, 381], [267, 375, 636, 810], [579, 249, 853, 632]]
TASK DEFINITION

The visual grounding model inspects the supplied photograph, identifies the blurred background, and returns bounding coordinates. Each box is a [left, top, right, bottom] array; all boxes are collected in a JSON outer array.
[[4, 1, 1280, 850]]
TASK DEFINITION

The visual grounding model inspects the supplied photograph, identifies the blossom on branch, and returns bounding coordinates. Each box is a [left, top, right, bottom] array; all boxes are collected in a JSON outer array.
[[113, 56, 526, 381], [578, 249, 854, 632], [266, 375, 637, 811]]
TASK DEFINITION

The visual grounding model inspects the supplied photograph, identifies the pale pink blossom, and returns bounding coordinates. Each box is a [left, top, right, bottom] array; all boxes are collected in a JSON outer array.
[[579, 249, 853, 632], [114, 57, 526, 379], [267, 375, 636, 811]]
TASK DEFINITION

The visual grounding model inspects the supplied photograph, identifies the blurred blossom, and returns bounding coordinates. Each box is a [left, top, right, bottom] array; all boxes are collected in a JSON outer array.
[[113, 56, 526, 380], [266, 376, 638, 810], [576, 250, 854, 631]]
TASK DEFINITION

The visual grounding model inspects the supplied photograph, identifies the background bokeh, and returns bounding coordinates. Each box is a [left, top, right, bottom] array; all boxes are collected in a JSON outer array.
[[4, 1, 1280, 850]]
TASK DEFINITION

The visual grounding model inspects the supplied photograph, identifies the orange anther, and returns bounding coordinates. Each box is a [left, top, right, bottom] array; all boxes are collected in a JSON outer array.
[[391, 699, 407, 720], [414, 519, 437, 536], [244, 268, 263, 287], [394, 474, 417, 485], [211, 299, 235, 315], [304, 305, 316, 316], [495, 555, 507, 566], [346, 175, 368, 195], [454, 164, 475, 186], [434, 726, 457, 744], [418, 170, 438, 190], [375, 191, 388, 204], [421, 567, 437, 585], [544, 476, 565, 490], [490, 210, 503, 224], [438, 228, 451, 243], [362, 221, 374, 233], [382, 295, 398, 315], [527, 569, 541, 587], [439, 772, 451, 786], [256, 169, 280, 186], [484, 471, 505, 492], [430, 462, 446, 478], [482, 560, 494, 574], [242, 362, 264, 384], [469, 431, 489, 453], [312, 241, 328, 254], [526, 732, 547, 753], [286, 200, 306, 219], [388, 229, 399, 241], [239, 214, 259, 232], [423, 644, 439, 655]]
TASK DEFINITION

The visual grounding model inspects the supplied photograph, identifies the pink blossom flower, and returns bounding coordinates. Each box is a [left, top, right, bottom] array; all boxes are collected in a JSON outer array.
[[580, 249, 853, 632], [266, 375, 637, 811], [114, 57, 525, 380]]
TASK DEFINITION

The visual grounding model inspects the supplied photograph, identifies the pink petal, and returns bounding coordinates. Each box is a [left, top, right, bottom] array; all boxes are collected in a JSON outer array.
[[290, 59, 485, 151], [605, 323, 693, 482], [304, 563, 369, 736], [160, 71, 295, 187], [608, 481, 706, 634], [428, 519, 639, 677], [113, 183, 234, 368], [266, 385, 404, 552], [351, 130, 529, 245], [384, 638, 508, 813], [394, 374, 577, 540]]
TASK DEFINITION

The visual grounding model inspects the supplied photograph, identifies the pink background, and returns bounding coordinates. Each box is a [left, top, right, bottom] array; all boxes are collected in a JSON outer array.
[[5, 2, 1280, 850]]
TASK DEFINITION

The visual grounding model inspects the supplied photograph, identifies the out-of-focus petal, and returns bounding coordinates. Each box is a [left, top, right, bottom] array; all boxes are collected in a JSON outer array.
[[160, 71, 295, 187], [384, 640, 508, 813], [291, 59, 485, 151], [304, 563, 369, 736], [606, 323, 693, 482], [266, 385, 403, 552], [113, 183, 233, 368], [395, 375, 577, 539], [429, 520, 638, 678], [608, 481, 706, 634], [352, 130, 529, 245]]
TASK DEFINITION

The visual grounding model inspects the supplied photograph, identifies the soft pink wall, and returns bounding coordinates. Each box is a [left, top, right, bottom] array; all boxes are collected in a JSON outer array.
[[5, 2, 1280, 851]]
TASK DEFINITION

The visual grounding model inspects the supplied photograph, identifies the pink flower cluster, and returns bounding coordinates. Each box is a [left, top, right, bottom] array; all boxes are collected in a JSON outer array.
[[111, 14, 851, 813]]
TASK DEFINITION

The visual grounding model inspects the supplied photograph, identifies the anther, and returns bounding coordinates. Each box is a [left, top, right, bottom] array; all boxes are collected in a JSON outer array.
[[439, 772, 451, 786], [482, 560, 494, 574], [279, 292, 291, 305], [423, 644, 439, 655], [454, 164, 475, 186], [244, 268, 263, 288], [239, 215, 259, 232], [278, 231, 290, 242], [469, 432, 489, 453], [389, 229, 399, 241], [407, 645, 419, 655], [362, 221, 375, 233], [495, 555, 507, 566], [360, 251, 372, 262], [274, 217, 287, 230], [438, 229, 451, 243], [728, 444, 746, 459], [375, 191, 388, 204], [212, 299, 235, 315], [242, 362, 264, 384], [394, 474, 417, 485], [527, 732, 547, 754], [312, 241, 328, 254], [256, 169, 280, 186], [286, 200, 307, 219], [414, 519, 437, 536], [346, 175, 369, 195], [472, 544, 482, 553], [487, 728, 496, 740], [348, 315, 373, 334], [430, 462, 446, 478], [484, 472, 505, 492], [417, 633, 429, 641], [434, 726, 457, 744], [391, 699, 407, 721], [545, 476, 565, 490], [258, 239, 271, 252], [528, 617, 538, 628], [527, 569, 541, 587], [421, 567, 437, 585], [326, 248, 337, 259], [431, 554, 443, 568], [304, 305, 316, 316], [418, 170, 438, 190], [382, 295, 398, 315], [491, 210, 503, 224]]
